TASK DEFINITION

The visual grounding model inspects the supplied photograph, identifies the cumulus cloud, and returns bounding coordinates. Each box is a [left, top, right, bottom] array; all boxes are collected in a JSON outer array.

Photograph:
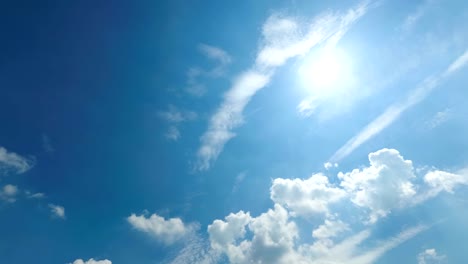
[[167, 148, 467, 263], [0, 184, 19, 203], [270, 173, 346, 217], [338, 148, 417, 223], [0, 147, 34, 175], [127, 213, 196, 245], [330, 49, 468, 163], [418, 248, 446, 264], [207, 203, 426, 264], [49, 204, 66, 219], [69, 258, 112, 264], [196, 2, 371, 170], [337, 148, 468, 223], [312, 219, 349, 239]]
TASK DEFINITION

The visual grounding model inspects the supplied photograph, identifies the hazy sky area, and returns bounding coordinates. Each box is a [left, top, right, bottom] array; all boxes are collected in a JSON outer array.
[[1, 0, 468, 263]]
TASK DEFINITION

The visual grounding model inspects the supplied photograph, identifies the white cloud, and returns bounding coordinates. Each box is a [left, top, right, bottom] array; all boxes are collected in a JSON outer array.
[[49, 204, 66, 219], [69, 258, 112, 264], [26, 191, 45, 199], [207, 203, 427, 264], [312, 219, 349, 239], [158, 105, 197, 141], [330, 49, 468, 163], [323, 162, 338, 170], [338, 148, 417, 223], [185, 44, 232, 96], [402, 0, 434, 32], [198, 44, 232, 76], [196, 2, 371, 170], [158, 105, 197, 123], [426, 108, 451, 129], [165, 126, 181, 141], [0, 147, 34, 175], [167, 148, 467, 263], [232, 171, 247, 193], [127, 213, 196, 245], [418, 248, 446, 264], [270, 173, 346, 217], [0, 184, 19, 203]]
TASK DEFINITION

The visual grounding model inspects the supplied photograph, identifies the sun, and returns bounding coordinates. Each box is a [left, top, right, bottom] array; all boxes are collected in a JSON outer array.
[[298, 48, 350, 96]]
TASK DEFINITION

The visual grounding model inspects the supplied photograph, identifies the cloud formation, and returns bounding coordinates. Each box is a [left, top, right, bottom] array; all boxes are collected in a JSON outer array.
[[168, 148, 468, 263], [0, 147, 34, 175], [270, 174, 346, 217], [158, 105, 197, 141], [418, 248, 446, 264], [49, 204, 66, 219], [127, 213, 196, 245], [196, 1, 371, 170], [0, 184, 19, 203], [330, 49, 468, 163], [186, 44, 232, 96], [69, 259, 112, 264]]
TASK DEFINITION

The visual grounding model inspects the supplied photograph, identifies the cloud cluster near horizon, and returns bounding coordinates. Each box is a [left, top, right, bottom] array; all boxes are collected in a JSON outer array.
[[130, 148, 467, 263]]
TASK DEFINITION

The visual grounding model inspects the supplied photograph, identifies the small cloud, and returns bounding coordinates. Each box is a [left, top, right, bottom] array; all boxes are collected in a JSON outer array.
[[0, 147, 35, 175], [68, 258, 112, 264], [0, 184, 19, 203], [127, 212, 197, 245], [324, 162, 338, 170], [41, 134, 54, 153], [312, 219, 349, 239], [418, 248, 446, 264], [49, 204, 66, 219], [165, 126, 181, 141], [426, 108, 451, 129], [158, 105, 197, 141], [232, 171, 247, 193], [158, 105, 197, 123], [185, 44, 232, 97], [25, 191, 46, 199]]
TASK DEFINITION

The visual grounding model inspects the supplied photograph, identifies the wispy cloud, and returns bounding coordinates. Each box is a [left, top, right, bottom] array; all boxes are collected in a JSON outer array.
[[49, 204, 66, 219], [196, 1, 372, 170], [158, 105, 197, 141], [42, 134, 55, 153], [402, 0, 434, 32], [330, 49, 468, 163], [417, 248, 446, 264], [0, 184, 19, 203], [186, 44, 232, 96], [426, 108, 451, 129], [0, 147, 34, 175]]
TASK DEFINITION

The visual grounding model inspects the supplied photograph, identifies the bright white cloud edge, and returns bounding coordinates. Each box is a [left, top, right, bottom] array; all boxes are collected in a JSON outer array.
[[195, 1, 371, 170]]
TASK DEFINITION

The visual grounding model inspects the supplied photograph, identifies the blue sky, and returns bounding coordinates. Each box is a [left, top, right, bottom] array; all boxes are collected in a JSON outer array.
[[1, 0, 468, 263]]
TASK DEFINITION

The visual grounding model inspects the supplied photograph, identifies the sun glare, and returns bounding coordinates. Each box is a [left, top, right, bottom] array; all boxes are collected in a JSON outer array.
[[298, 48, 350, 96]]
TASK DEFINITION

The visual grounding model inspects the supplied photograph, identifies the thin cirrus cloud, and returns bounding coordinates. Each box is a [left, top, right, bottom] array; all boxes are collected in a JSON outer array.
[[158, 105, 197, 141], [195, 1, 372, 171], [185, 44, 232, 97], [0, 146, 34, 175], [330, 49, 468, 163]]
